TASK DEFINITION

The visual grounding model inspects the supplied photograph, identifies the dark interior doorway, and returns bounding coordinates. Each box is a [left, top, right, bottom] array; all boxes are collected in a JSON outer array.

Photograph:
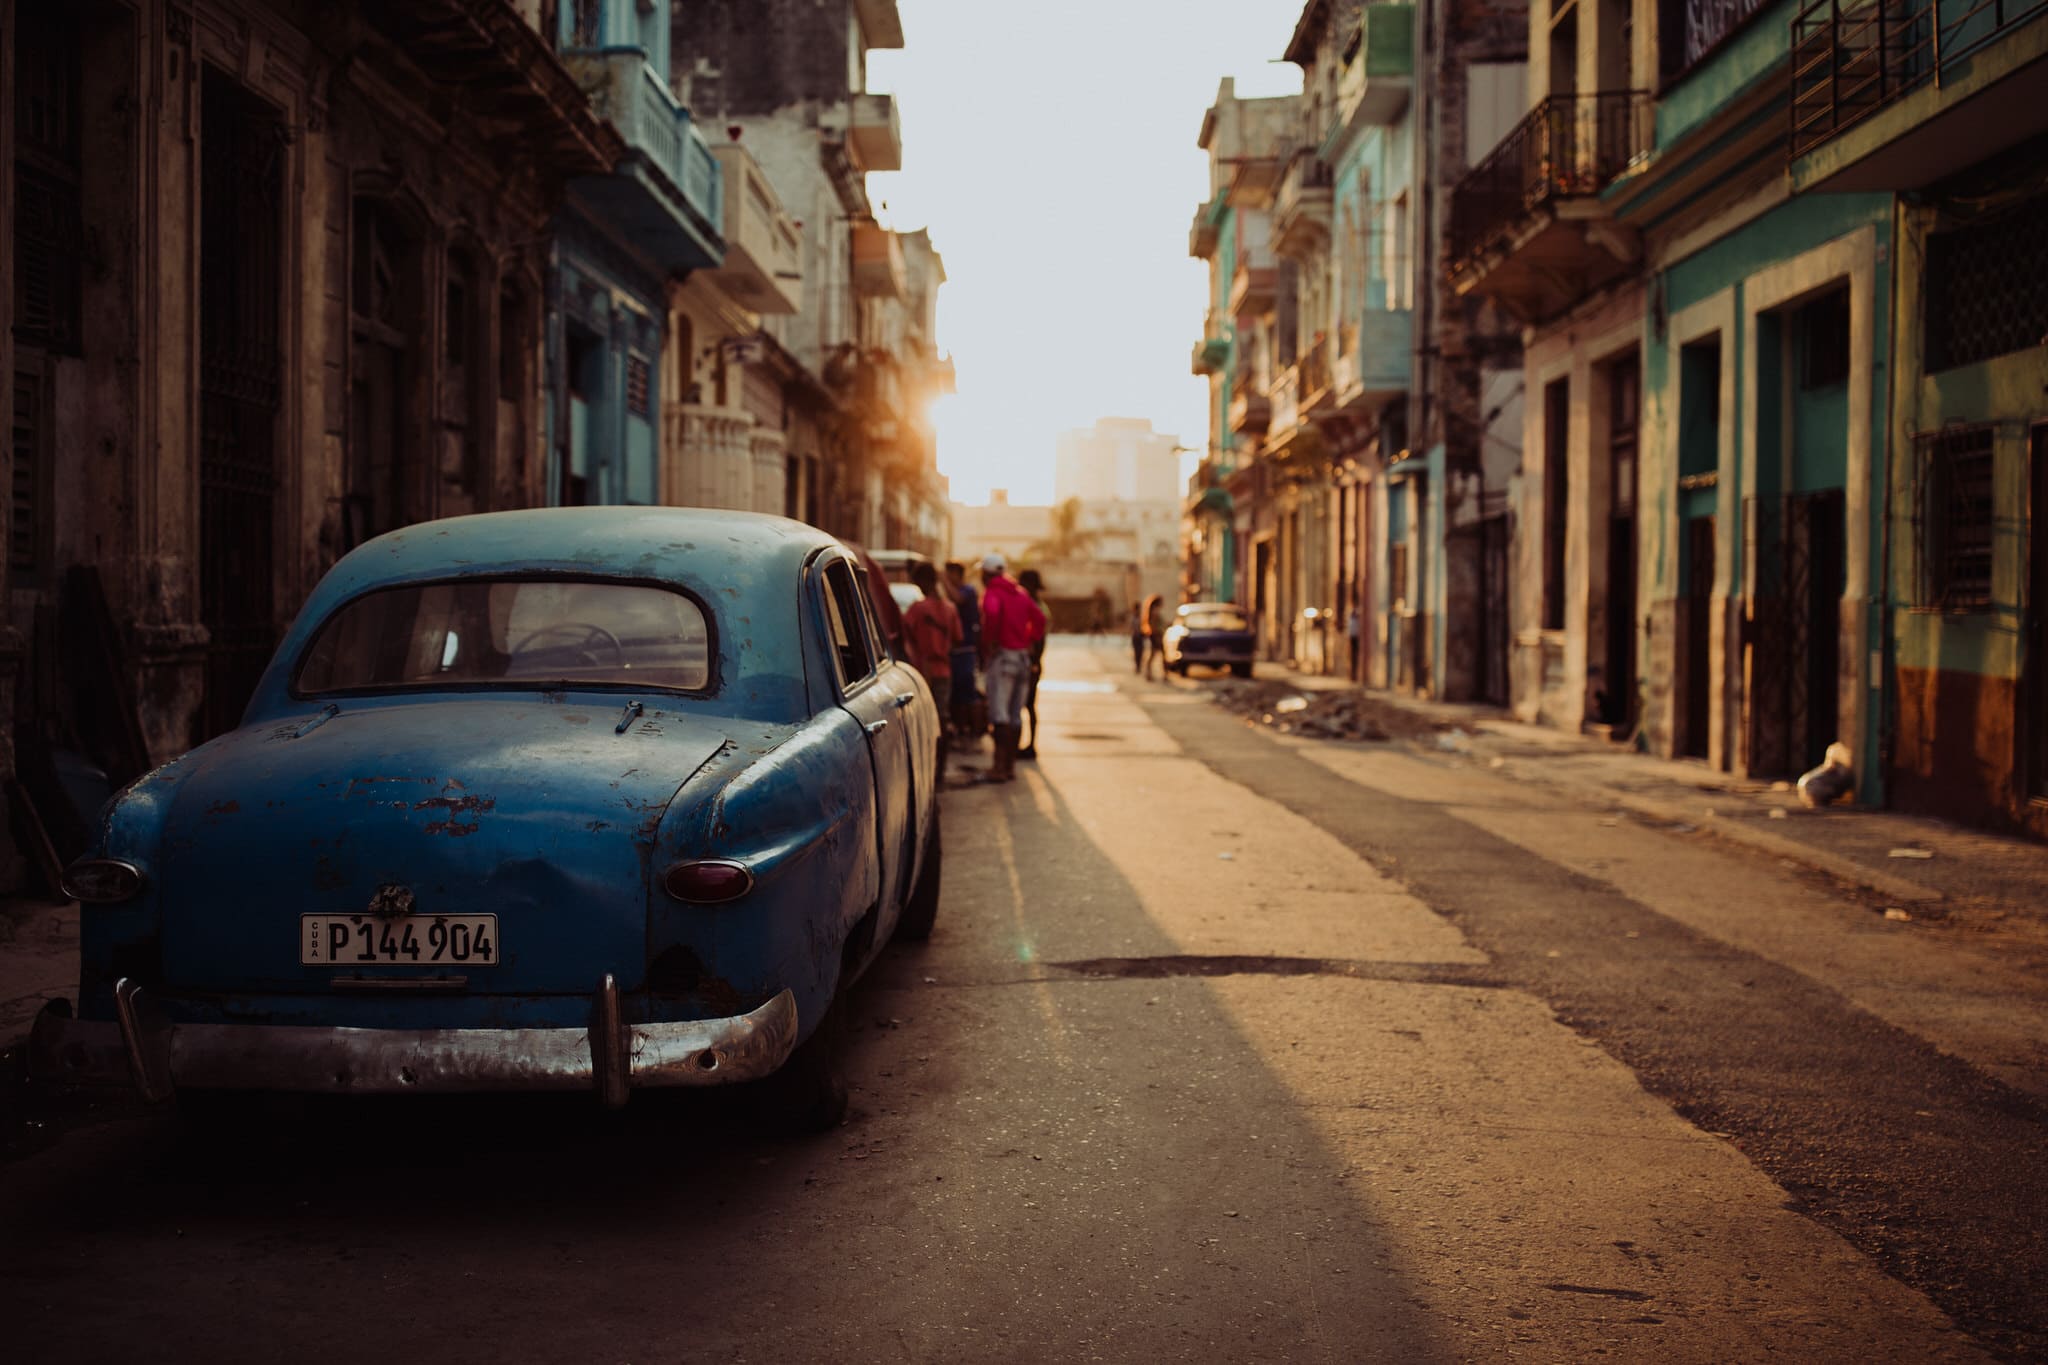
[[1601, 355, 1640, 729], [1681, 515, 1714, 758], [198, 71, 283, 741], [2029, 425, 2048, 801]]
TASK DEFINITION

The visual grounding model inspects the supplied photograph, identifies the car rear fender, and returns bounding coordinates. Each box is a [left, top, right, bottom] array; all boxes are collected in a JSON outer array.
[[649, 710, 878, 1044]]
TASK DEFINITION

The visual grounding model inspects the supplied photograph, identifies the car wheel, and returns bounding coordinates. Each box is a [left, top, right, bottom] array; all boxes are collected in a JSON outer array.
[[1231, 662, 1252, 678], [759, 989, 850, 1134], [895, 805, 942, 943]]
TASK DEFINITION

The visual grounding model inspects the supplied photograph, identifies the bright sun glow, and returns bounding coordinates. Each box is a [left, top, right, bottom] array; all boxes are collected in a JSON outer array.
[[866, 1, 1301, 507]]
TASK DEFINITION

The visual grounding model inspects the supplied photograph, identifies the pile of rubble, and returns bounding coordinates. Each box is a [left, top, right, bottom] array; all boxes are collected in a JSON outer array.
[[1208, 680, 1452, 743]]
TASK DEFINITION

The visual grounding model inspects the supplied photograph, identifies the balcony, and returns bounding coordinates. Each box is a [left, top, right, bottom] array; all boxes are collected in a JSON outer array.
[[1189, 194, 1224, 258], [1789, 0, 2048, 192], [1229, 248, 1278, 319], [1225, 155, 1286, 210], [569, 51, 723, 271], [1269, 364, 1301, 438], [661, 400, 755, 509], [1334, 308, 1413, 409], [1446, 91, 1649, 322], [854, 0, 905, 48], [1228, 384, 1271, 436], [853, 221, 907, 299], [1192, 336, 1231, 376], [849, 92, 903, 172], [706, 142, 803, 313], [1273, 152, 1334, 260], [1330, 3, 1415, 158], [1299, 337, 1335, 413]]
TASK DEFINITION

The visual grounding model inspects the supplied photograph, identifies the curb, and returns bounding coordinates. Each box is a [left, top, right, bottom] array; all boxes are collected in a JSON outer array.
[[1512, 768, 1945, 906]]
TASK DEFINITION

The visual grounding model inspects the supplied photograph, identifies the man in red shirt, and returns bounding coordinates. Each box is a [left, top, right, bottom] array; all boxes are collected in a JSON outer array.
[[976, 553, 1046, 783]]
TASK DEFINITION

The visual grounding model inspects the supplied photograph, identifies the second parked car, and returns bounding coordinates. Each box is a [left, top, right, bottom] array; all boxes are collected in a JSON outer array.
[[1163, 603, 1255, 677]]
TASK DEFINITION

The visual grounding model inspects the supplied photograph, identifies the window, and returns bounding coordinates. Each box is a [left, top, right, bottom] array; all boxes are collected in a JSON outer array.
[[1384, 192, 1410, 311], [13, 3, 83, 354], [498, 279, 526, 400], [1678, 336, 1722, 479], [1542, 377, 1570, 630], [1925, 198, 2048, 373], [296, 579, 713, 693], [626, 353, 652, 418], [11, 363, 49, 583], [821, 559, 874, 688], [1799, 288, 1850, 390], [1915, 425, 1996, 611]]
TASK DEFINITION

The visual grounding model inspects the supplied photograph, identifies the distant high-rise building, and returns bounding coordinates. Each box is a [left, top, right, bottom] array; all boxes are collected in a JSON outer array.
[[1055, 418, 1182, 505]]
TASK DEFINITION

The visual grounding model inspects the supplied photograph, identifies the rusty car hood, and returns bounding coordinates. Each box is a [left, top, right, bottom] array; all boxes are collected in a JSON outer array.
[[149, 695, 742, 996]]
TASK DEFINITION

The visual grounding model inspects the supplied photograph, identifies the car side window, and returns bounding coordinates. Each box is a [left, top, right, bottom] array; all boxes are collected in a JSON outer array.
[[821, 559, 875, 691], [850, 565, 894, 665]]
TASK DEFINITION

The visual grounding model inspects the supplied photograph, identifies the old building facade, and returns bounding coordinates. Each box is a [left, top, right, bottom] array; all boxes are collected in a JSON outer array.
[[2, 0, 618, 884], [1445, 0, 2046, 834], [1188, 0, 1527, 693], [667, 0, 950, 556]]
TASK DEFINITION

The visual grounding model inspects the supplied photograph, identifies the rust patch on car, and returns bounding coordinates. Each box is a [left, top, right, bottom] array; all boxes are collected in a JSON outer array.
[[413, 791, 495, 836]]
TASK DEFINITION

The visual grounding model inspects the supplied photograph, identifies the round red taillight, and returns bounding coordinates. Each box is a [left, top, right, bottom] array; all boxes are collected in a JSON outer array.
[[662, 859, 753, 904], [61, 858, 146, 904]]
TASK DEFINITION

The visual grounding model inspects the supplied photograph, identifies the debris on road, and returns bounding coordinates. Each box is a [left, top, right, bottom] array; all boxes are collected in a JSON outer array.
[[1796, 742, 1856, 808], [1885, 908, 1913, 921], [1208, 680, 1452, 743], [1888, 848, 1936, 860]]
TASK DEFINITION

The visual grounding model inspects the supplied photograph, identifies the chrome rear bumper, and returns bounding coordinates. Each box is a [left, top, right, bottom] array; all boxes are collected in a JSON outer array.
[[30, 977, 799, 1108]]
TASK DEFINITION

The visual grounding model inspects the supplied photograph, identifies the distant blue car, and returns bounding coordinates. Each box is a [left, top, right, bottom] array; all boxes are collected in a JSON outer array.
[[1163, 603, 1256, 678], [34, 508, 943, 1127]]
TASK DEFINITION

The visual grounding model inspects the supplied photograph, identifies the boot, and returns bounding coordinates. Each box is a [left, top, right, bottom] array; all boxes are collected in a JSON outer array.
[[991, 724, 1018, 783]]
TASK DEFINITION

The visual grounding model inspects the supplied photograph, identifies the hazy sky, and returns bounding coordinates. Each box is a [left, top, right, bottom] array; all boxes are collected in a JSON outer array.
[[866, 1, 1302, 508]]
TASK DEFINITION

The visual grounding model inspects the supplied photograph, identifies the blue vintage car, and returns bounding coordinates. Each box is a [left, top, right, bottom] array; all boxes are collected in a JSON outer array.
[[32, 507, 942, 1127]]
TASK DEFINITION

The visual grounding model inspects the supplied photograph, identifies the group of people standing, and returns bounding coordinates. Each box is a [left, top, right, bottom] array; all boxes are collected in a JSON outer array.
[[900, 556, 1047, 784]]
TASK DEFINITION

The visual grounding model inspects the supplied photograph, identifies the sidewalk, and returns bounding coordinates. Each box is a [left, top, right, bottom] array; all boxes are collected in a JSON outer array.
[[1202, 654, 2048, 929], [0, 896, 75, 1053]]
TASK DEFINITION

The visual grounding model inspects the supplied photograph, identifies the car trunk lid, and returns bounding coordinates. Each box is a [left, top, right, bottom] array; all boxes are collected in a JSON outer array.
[[153, 697, 726, 996]]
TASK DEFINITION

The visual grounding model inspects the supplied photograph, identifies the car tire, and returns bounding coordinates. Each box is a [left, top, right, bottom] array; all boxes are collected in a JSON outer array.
[[760, 988, 850, 1134], [895, 805, 942, 943], [1231, 662, 1252, 678]]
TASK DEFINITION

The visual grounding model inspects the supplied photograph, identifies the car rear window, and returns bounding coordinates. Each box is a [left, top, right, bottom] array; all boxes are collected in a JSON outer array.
[[1184, 608, 1250, 632], [296, 579, 712, 694]]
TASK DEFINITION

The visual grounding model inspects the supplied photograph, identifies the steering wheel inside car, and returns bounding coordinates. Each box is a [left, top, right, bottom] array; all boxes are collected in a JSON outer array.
[[509, 622, 626, 670]]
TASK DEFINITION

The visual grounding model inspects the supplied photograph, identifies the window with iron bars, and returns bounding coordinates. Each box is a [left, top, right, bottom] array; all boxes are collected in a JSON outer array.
[[1925, 195, 2048, 373], [13, 4, 84, 355], [625, 353, 652, 418], [1913, 425, 1997, 611]]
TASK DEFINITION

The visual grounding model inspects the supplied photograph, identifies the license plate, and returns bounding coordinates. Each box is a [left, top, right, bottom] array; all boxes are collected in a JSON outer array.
[[301, 915, 498, 967]]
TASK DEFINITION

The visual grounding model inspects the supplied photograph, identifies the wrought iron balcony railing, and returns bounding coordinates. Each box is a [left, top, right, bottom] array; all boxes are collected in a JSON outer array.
[[1447, 91, 1649, 271], [1790, 0, 2048, 158]]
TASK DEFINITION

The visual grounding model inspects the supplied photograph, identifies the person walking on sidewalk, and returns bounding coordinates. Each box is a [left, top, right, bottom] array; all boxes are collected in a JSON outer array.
[[1140, 593, 1166, 681], [1017, 568, 1047, 760], [978, 553, 1046, 783], [1128, 601, 1145, 674]]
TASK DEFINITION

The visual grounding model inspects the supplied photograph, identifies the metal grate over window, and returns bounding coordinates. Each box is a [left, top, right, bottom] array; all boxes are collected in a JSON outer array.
[[1913, 424, 1997, 610], [1925, 198, 2048, 373], [625, 353, 652, 418]]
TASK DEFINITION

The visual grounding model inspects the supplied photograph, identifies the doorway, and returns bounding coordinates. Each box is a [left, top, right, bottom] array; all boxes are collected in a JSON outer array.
[[1750, 490, 1845, 776], [1680, 515, 1714, 758], [2029, 425, 2047, 801], [347, 197, 422, 547], [198, 72, 284, 741], [1601, 354, 1640, 729]]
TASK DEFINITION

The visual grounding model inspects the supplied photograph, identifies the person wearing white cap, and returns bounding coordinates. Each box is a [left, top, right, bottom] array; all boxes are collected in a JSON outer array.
[[976, 553, 1045, 783]]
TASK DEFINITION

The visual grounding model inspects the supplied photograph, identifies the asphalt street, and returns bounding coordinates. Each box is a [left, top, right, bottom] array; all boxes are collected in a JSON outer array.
[[2, 639, 2043, 1362]]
